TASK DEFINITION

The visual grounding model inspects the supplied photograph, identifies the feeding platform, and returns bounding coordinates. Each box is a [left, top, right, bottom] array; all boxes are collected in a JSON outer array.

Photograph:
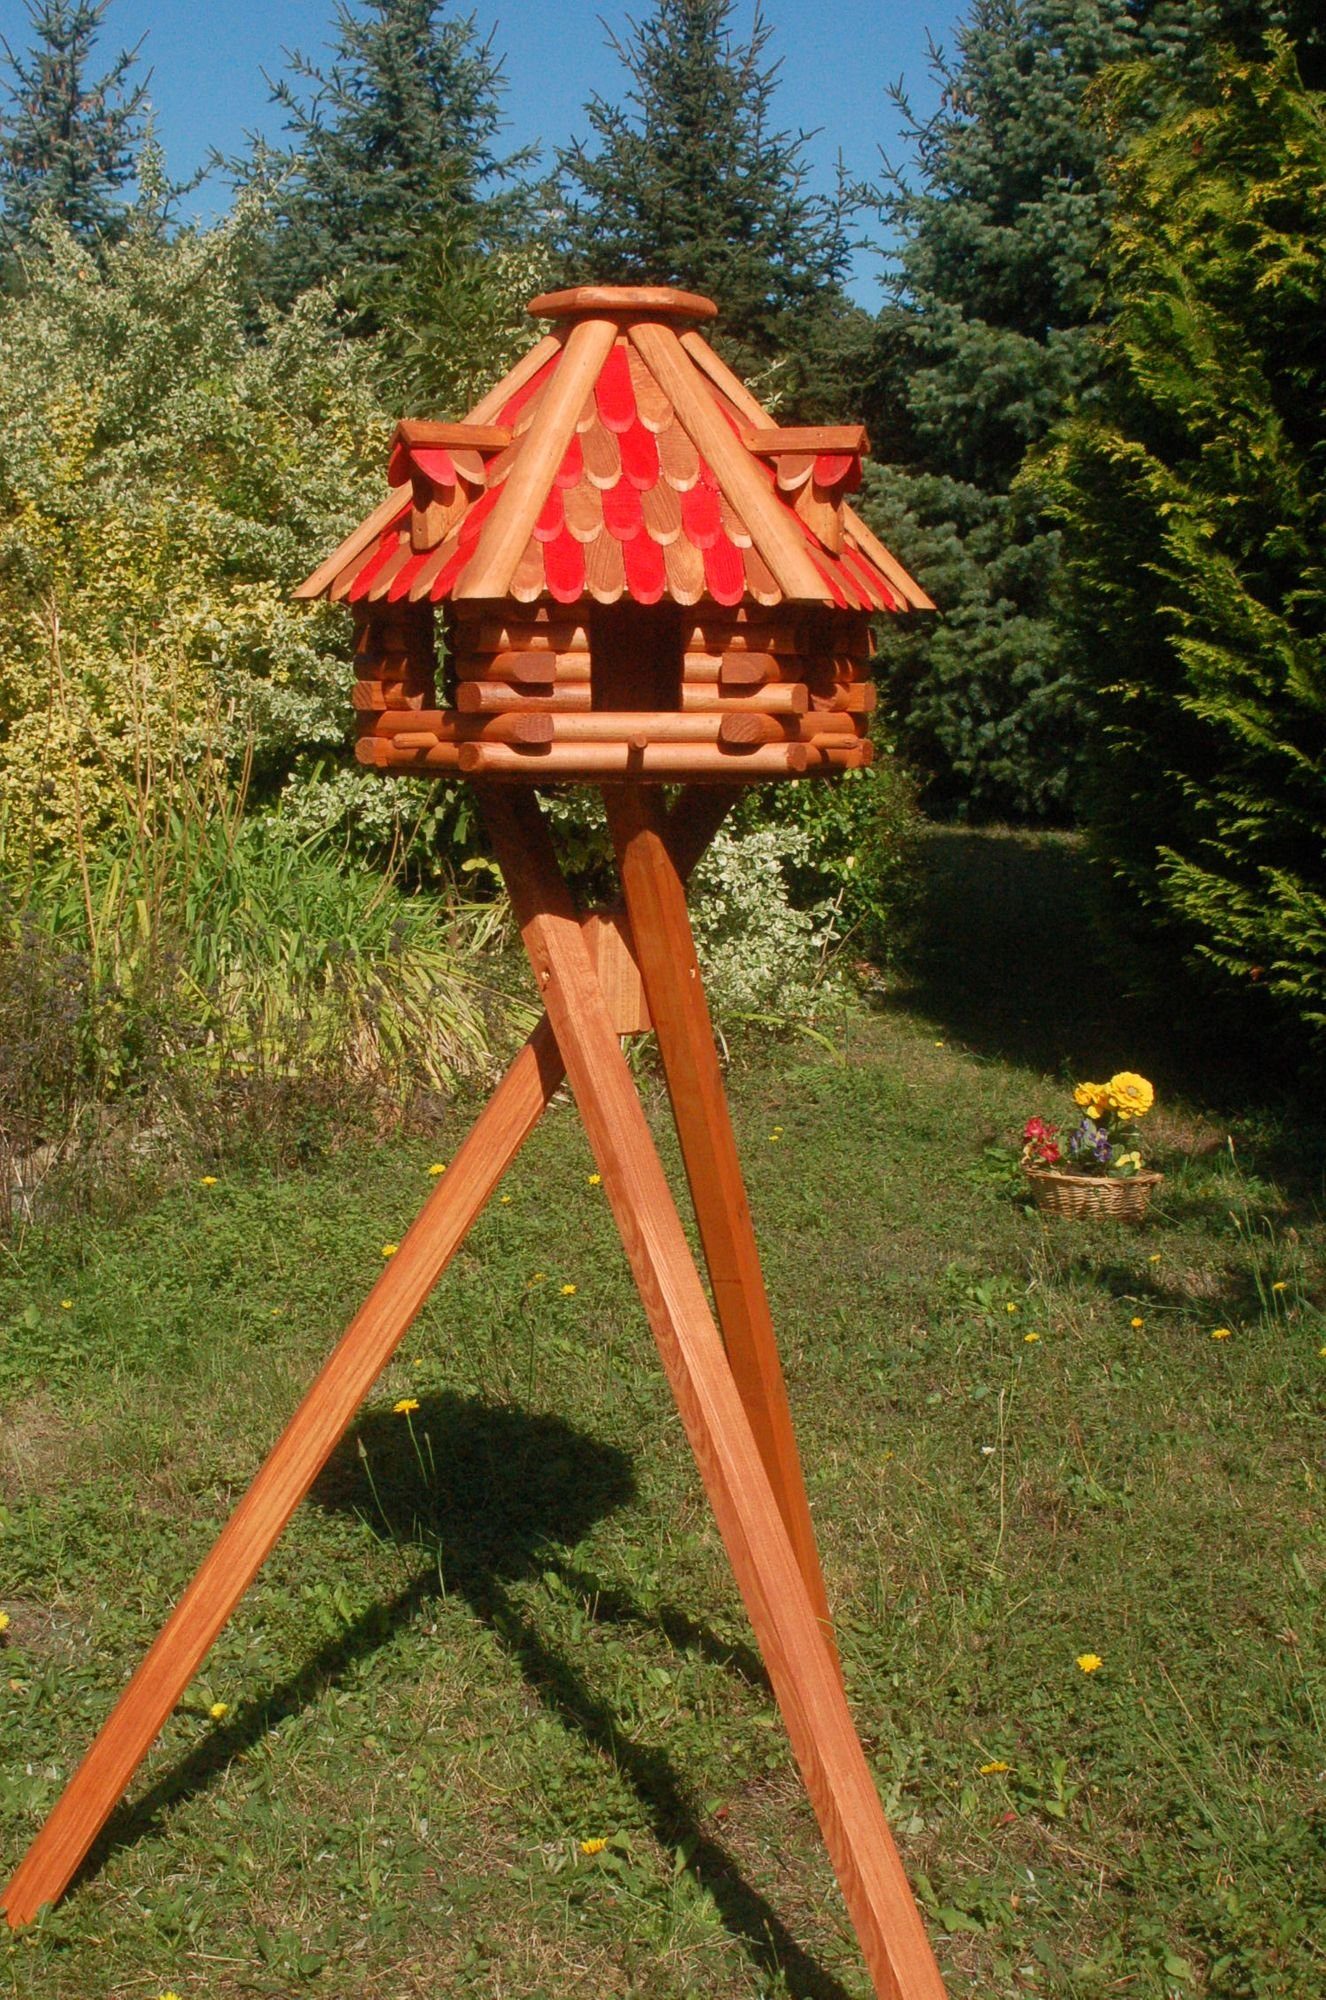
[[3, 288, 946, 2000]]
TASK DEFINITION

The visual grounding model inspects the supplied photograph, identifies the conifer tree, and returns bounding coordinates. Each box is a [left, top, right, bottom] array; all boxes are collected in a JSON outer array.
[[1030, 36, 1326, 1045], [0, 0, 147, 257], [554, 0, 868, 416], [245, 0, 529, 329], [863, 0, 1198, 821]]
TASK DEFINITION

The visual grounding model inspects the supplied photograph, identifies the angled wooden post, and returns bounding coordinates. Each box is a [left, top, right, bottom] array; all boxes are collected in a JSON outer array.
[[605, 782, 838, 1663], [481, 786, 945, 2000]]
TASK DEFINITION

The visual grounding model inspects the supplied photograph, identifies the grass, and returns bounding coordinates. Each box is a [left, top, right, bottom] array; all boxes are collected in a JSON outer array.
[[1, 828, 1324, 2000]]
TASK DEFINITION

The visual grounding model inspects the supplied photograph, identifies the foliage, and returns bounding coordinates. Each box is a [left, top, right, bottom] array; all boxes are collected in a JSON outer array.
[[0, 0, 147, 261], [1022, 1071, 1156, 1175], [240, 0, 532, 330], [0, 209, 388, 859], [735, 754, 923, 962], [1029, 37, 1326, 1044], [553, 0, 871, 419], [865, 0, 1203, 821], [688, 822, 842, 1019], [0, 714, 517, 1219]]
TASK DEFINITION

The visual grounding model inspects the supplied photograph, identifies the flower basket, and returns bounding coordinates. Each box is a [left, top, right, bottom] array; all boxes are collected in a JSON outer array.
[[1024, 1166, 1164, 1223]]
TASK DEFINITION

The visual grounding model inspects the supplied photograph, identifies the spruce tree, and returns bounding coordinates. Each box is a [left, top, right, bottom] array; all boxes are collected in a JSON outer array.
[[1030, 36, 1326, 1046], [0, 0, 147, 258], [864, 0, 1201, 821], [244, 0, 529, 329], [554, 0, 869, 416]]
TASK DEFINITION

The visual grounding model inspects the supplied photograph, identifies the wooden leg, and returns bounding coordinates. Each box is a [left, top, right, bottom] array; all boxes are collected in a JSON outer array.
[[1, 785, 734, 1931], [605, 784, 838, 1660], [480, 787, 946, 2000], [2, 1018, 566, 1930]]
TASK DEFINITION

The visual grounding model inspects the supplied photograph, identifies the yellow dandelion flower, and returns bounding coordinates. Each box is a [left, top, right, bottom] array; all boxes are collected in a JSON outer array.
[[0, 1611, 10, 1634], [428, 1163, 447, 1176], [1148, 1253, 1162, 1263], [1023, 1331, 1040, 1344], [1271, 1280, 1287, 1293], [381, 1243, 399, 1258], [1131, 1317, 1144, 1329], [1005, 1302, 1018, 1314], [60, 1299, 72, 1310], [393, 1397, 420, 1415], [579, 1837, 607, 1856], [208, 1701, 229, 1720], [1211, 1327, 1232, 1341], [529, 1270, 546, 1284], [586, 1173, 602, 1186], [768, 1132, 782, 1143], [979, 1760, 1011, 1775], [1076, 1653, 1103, 1674], [155, 1991, 185, 2000], [199, 1175, 218, 1187], [561, 1283, 577, 1296], [500, 1194, 513, 1204]]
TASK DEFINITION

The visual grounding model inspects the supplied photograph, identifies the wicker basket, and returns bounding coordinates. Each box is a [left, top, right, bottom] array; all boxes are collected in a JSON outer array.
[[1024, 1167, 1164, 1222]]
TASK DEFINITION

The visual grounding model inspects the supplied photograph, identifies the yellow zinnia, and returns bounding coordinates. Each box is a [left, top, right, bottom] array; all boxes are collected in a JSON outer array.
[[1073, 1081, 1110, 1120], [1106, 1071, 1154, 1120]]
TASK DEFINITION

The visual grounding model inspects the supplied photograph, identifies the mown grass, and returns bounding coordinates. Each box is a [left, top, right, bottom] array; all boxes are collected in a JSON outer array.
[[1, 830, 1323, 2000]]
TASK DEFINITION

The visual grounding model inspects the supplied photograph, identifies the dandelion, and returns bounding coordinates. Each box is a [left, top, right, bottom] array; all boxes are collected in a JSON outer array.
[[1076, 1653, 1103, 1674], [60, 1299, 72, 1310], [393, 1397, 420, 1416], [1023, 1331, 1040, 1344], [428, 1163, 447, 1176], [579, 1837, 607, 1856], [768, 1131, 782, 1143], [500, 1194, 513, 1205], [934, 1040, 944, 1048], [1211, 1327, 1232, 1341], [586, 1173, 602, 1187], [0, 1611, 10, 1634], [1131, 1317, 1144, 1329], [1148, 1253, 1162, 1263], [199, 1175, 218, 1187], [381, 1243, 399, 1258], [155, 1991, 185, 2000], [1005, 1302, 1018, 1314], [528, 1270, 546, 1285], [208, 1701, 229, 1721], [979, 1760, 1011, 1775], [1271, 1280, 1287, 1293], [561, 1283, 577, 1296]]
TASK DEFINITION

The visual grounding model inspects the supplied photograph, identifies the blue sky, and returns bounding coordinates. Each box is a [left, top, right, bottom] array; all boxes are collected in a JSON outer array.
[[0, 0, 968, 303]]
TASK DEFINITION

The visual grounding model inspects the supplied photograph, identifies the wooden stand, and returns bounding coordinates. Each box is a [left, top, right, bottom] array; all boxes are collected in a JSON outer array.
[[1, 784, 946, 2000]]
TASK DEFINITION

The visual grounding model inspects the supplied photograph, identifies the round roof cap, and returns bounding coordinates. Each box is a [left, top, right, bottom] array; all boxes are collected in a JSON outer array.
[[526, 284, 718, 324]]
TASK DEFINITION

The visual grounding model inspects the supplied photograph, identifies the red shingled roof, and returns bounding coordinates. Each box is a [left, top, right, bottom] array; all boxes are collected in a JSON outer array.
[[294, 288, 933, 616]]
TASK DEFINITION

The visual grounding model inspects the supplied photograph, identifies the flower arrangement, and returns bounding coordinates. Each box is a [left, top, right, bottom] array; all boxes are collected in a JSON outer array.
[[1022, 1072, 1155, 1179]]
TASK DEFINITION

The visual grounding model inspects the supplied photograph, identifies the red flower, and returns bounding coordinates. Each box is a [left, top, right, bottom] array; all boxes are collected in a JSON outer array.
[[1024, 1117, 1059, 1142]]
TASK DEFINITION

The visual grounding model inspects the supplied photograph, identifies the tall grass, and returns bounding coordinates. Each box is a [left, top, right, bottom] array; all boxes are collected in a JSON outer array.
[[0, 656, 522, 1220]]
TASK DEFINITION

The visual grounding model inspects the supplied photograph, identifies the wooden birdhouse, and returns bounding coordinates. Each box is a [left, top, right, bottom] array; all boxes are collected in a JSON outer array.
[[6, 288, 949, 2000], [294, 285, 932, 783]]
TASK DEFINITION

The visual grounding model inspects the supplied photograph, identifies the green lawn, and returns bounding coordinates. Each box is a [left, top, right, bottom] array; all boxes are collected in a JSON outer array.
[[2, 832, 1323, 1999]]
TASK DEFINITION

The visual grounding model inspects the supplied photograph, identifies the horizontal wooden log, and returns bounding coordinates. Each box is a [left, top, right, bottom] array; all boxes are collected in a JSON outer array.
[[454, 651, 590, 684], [796, 713, 863, 741], [463, 619, 591, 654], [813, 682, 877, 714], [456, 742, 813, 780], [355, 736, 462, 770], [457, 681, 592, 713], [683, 682, 807, 714], [351, 680, 427, 712]]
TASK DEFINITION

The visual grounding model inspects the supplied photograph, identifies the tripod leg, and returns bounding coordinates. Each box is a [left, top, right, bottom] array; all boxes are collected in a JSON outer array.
[[481, 788, 945, 2000], [606, 785, 838, 1661], [2, 1017, 565, 1930]]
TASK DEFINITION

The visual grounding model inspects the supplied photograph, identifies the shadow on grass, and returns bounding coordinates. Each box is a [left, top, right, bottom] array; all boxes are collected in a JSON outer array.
[[888, 828, 1288, 1100], [84, 1392, 845, 2000]]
